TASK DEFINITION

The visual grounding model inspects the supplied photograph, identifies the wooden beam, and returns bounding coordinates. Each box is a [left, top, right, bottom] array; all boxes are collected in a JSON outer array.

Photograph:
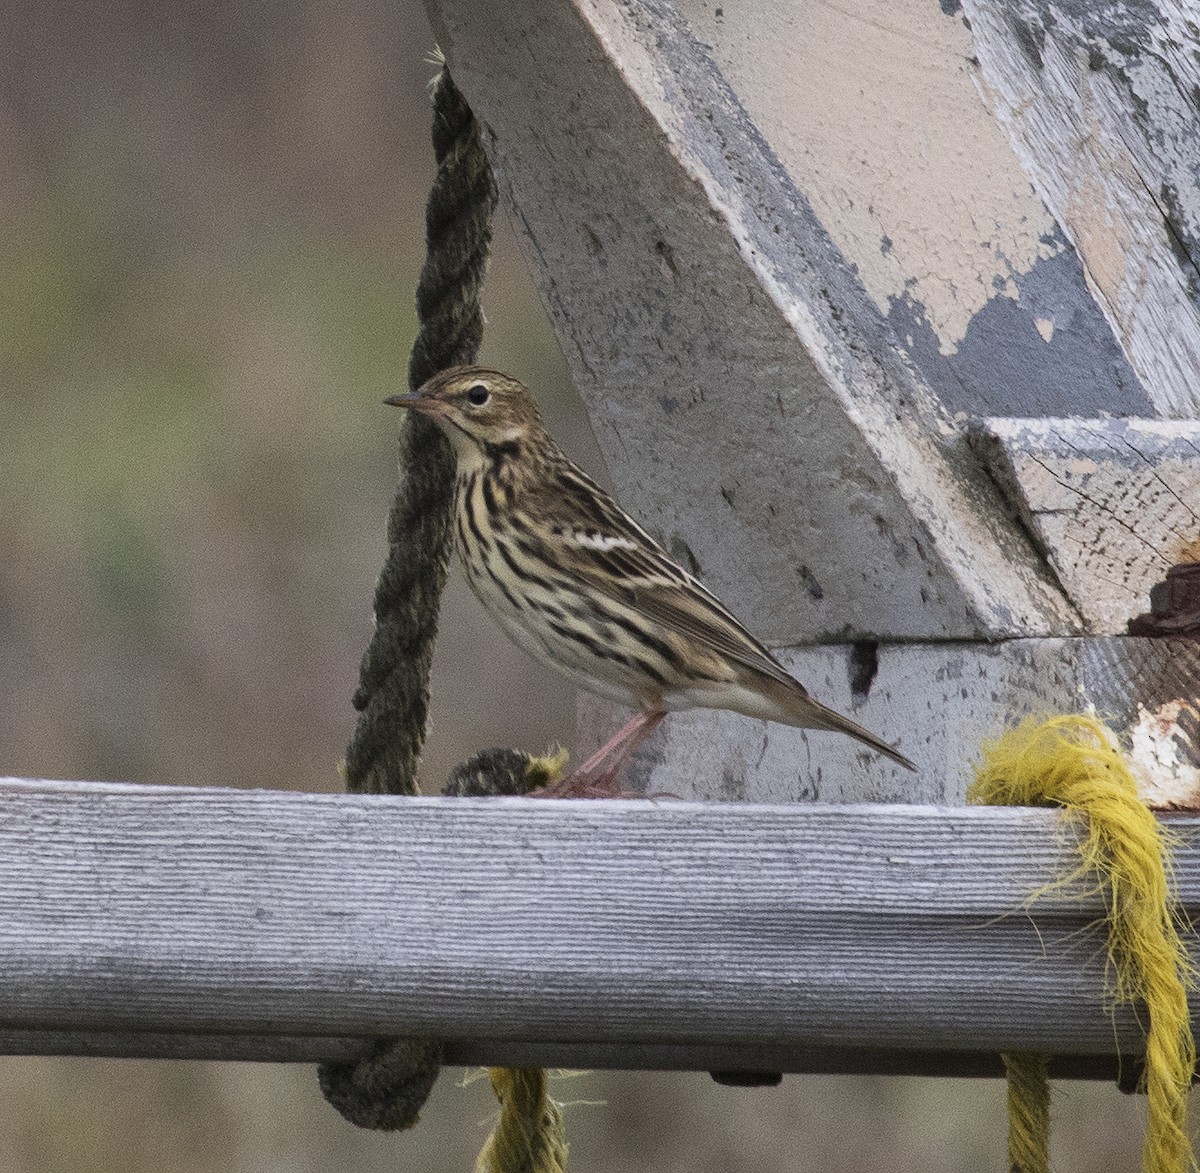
[[581, 636, 1200, 808], [0, 1030, 1151, 1084], [426, 0, 1079, 642], [974, 417, 1200, 633], [964, 0, 1200, 417], [1, 777, 1197, 1073]]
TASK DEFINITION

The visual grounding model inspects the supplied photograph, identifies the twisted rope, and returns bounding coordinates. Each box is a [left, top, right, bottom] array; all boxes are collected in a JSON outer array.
[[1002, 1053, 1051, 1173], [323, 67, 570, 1169], [318, 65, 496, 1132], [345, 66, 497, 798], [476, 1068, 569, 1173]]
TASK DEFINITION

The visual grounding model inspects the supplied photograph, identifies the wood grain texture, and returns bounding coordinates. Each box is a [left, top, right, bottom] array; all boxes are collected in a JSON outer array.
[[426, 0, 1079, 642], [964, 0, 1200, 417], [1, 777, 1199, 1069], [975, 417, 1200, 633], [580, 637, 1200, 807], [677, 0, 1150, 423]]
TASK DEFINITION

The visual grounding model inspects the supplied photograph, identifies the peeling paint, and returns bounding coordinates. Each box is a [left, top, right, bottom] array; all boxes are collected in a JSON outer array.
[[1065, 158, 1138, 309], [963, 0, 1200, 416], [891, 246, 1147, 417], [1129, 699, 1200, 809], [680, 0, 1062, 354]]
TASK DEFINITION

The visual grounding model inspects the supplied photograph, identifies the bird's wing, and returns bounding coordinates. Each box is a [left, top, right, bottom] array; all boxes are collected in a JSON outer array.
[[530, 465, 803, 693]]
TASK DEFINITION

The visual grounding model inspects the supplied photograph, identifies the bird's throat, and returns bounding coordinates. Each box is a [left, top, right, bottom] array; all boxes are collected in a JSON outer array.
[[483, 439, 522, 475]]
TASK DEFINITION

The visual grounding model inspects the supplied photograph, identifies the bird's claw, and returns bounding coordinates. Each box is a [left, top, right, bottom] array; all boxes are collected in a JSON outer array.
[[529, 770, 645, 800]]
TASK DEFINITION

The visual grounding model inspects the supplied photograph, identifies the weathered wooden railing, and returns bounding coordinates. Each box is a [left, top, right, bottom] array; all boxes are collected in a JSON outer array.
[[2, 776, 1195, 1082]]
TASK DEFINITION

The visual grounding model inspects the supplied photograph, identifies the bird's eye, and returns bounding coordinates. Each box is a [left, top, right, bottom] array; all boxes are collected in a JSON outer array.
[[466, 384, 490, 406]]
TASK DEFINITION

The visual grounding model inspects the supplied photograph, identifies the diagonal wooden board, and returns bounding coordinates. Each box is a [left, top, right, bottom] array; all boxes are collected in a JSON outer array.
[[426, 0, 1080, 642]]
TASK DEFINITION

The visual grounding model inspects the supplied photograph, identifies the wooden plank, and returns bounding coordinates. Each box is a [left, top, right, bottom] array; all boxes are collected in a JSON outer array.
[[582, 636, 1200, 808], [427, 0, 1079, 642], [1, 777, 1199, 1070], [975, 417, 1200, 633]]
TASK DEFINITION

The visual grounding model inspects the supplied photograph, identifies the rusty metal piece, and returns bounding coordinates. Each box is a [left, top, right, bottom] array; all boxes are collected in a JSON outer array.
[[1128, 563, 1200, 636]]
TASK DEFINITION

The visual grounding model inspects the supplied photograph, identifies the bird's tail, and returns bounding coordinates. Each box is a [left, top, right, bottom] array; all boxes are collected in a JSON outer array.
[[809, 701, 917, 771], [759, 677, 917, 771]]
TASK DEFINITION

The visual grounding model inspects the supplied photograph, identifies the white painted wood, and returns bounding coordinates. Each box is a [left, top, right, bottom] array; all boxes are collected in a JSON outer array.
[[427, 0, 1080, 642], [964, 0, 1200, 418], [426, 0, 1200, 807], [426, 0, 1200, 643], [581, 637, 1200, 808], [975, 418, 1200, 633], [676, 0, 1150, 423], [1, 777, 1198, 1069]]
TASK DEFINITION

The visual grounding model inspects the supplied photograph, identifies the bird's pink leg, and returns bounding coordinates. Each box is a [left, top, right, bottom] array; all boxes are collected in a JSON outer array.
[[536, 709, 665, 798], [573, 710, 657, 777]]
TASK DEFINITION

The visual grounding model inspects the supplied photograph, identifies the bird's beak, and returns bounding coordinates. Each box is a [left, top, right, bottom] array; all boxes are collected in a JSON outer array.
[[383, 390, 447, 415]]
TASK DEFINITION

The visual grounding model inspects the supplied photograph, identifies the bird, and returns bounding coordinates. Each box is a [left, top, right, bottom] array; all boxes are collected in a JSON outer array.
[[385, 366, 916, 793]]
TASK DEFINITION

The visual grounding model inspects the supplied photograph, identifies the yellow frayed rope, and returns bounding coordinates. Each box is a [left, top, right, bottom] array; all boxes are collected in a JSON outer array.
[[968, 714, 1196, 1173], [475, 1068, 569, 1173]]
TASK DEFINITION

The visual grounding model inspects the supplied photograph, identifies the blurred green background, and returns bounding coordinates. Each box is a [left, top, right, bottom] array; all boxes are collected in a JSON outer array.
[[0, 0, 1163, 1168]]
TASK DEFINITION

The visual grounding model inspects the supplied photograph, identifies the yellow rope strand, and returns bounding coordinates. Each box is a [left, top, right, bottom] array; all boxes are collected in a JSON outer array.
[[1002, 1052, 1051, 1173], [969, 714, 1196, 1173], [475, 1068, 569, 1173]]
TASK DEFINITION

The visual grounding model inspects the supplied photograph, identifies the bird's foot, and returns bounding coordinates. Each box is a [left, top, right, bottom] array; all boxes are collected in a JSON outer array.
[[528, 709, 669, 800], [529, 769, 644, 800]]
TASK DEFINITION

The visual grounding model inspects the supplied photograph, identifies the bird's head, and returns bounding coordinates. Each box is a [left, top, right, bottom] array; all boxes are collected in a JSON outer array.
[[385, 367, 545, 463]]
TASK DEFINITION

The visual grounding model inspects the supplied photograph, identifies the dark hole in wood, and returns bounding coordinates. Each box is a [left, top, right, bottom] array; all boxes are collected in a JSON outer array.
[[710, 1070, 783, 1087], [849, 640, 879, 703]]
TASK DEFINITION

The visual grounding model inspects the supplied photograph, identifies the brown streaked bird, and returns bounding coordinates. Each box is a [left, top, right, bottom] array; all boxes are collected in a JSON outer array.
[[385, 366, 916, 791]]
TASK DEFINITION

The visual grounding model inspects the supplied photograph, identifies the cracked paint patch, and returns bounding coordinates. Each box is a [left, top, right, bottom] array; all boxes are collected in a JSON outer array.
[[963, 0, 1200, 415], [889, 244, 1148, 418], [680, 0, 1064, 354], [1129, 699, 1200, 809]]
